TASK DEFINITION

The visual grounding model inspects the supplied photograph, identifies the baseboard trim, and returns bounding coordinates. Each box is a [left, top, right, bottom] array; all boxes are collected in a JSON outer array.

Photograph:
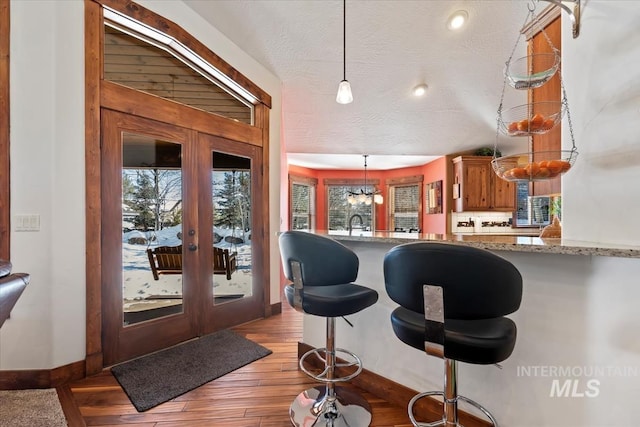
[[298, 342, 491, 427], [267, 301, 282, 316], [0, 359, 85, 390], [85, 351, 103, 376]]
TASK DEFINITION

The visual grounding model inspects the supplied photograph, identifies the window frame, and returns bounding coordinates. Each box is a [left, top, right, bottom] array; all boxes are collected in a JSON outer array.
[[386, 175, 424, 232], [103, 16, 255, 124], [289, 174, 317, 231]]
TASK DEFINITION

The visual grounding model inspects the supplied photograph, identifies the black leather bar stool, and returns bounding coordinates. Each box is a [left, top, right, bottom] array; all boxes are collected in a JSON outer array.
[[279, 231, 379, 427], [383, 242, 522, 427]]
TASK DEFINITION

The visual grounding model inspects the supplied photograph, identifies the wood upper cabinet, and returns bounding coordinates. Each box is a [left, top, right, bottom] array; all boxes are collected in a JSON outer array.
[[453, 156, 515, 212]]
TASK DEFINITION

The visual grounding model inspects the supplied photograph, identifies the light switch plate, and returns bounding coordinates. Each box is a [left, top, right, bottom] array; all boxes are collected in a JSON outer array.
[[14, 214, 41, 231]]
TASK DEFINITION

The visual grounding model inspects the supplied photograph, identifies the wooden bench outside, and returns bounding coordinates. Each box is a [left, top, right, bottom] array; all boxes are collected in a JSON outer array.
[[213, 247, 238, 280], [147, 245, 238, 281], [146, 245, 182, 280]]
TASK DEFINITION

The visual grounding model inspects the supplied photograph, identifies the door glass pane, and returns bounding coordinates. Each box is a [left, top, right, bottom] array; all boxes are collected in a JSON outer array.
[[211, 152, 252, 304], [121, 133, 184, 325]]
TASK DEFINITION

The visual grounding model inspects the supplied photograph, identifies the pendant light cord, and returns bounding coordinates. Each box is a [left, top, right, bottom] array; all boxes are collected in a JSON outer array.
[[363, 155, 368, 192], [342, 0, 346, 81]]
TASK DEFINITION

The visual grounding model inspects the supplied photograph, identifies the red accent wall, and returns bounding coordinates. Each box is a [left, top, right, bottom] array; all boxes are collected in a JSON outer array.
[[288, 164, 318, 179], [286, 159, 448, 234], [421, 157, 448, 234]]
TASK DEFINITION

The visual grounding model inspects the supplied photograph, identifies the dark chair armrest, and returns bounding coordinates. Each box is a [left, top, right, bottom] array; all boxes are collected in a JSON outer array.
[[0, 272, 30, 328]]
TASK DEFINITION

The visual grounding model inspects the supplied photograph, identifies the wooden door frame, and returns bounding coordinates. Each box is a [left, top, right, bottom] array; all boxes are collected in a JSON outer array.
[[85, 0, 272, 374], [200, 134, 265, 334], [101, 109, 204, 366], [0, 0, 10, 260]]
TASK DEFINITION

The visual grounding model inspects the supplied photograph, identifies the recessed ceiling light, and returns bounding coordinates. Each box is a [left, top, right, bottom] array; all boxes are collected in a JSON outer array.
[[447, 10, 469, 31], [412, 84, 428, 97]]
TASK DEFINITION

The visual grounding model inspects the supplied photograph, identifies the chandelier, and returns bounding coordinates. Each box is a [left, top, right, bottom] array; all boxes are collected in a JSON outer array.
[[347, 155, 383, 205]]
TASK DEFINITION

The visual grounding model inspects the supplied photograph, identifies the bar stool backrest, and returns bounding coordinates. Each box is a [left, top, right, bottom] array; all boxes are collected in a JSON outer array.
[[384, 242, 522, 320], [279, 231, 358, 287]]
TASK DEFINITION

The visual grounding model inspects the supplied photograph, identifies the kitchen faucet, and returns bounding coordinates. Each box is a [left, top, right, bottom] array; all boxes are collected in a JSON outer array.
[[348, 214, 363, 236]]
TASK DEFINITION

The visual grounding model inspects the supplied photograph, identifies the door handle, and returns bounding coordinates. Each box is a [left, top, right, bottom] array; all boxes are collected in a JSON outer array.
[[188, 243, 198, 251]]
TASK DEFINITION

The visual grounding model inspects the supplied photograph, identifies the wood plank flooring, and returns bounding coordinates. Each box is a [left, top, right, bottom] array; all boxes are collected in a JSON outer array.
[[66, 303, 413, 426]]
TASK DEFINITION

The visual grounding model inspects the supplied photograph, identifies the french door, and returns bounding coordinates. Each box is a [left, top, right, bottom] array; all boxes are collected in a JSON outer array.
[[101, 109, 264, 366]]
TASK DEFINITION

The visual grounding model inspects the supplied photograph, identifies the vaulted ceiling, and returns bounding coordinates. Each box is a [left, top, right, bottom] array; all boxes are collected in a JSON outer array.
[[185, 0, 543, 169]]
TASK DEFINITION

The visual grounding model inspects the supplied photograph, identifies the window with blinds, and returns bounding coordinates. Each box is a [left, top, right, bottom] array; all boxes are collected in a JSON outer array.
[[291, 183, 313, 230], [389, 184, 420, 231], [289, 175, 317, 231]]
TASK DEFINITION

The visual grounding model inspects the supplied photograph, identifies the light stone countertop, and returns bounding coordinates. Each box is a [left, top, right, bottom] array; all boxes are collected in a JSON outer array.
[[313, 230, 640, 259]]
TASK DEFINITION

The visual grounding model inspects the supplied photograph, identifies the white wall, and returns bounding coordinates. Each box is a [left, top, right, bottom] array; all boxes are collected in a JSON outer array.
[[2, 0, 86, 370], [562, 1, 640, 245], [1, 0, 281, 370]]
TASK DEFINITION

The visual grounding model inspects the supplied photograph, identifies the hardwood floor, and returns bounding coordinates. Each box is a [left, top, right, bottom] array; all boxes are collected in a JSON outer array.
[[66, 303, 414, 426]]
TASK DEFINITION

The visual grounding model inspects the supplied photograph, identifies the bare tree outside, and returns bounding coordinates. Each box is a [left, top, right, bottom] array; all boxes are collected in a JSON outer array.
[[214, 170, 251, 240], [122, 168, 250, 237], [123, 169, 182, 231]]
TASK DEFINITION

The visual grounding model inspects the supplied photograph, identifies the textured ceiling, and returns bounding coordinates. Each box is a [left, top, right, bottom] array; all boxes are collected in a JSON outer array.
[[185, 0, 538, 168]]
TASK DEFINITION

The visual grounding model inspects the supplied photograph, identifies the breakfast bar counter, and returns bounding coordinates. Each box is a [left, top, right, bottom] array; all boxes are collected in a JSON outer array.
[[317, 230, 640, 259], [298, 231, 640, 426]]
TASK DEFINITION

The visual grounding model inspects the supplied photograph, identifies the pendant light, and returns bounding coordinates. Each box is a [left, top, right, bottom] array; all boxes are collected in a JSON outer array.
[[347, 155, 383, 205], [336, 0, 353, 104]]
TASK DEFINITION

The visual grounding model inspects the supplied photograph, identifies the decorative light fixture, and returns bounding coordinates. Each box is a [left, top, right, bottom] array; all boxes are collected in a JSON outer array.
[[412, 83, 429, 97], [347, 155, 383, 205], [336, 0, 353, 104], [447, 10, 469, 31]]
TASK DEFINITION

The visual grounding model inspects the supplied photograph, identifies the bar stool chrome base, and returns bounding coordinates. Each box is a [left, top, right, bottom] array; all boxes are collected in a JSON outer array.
[[408, 391, 498, 427], [299, 347, 363, 383], [290, 385, 372, 427]]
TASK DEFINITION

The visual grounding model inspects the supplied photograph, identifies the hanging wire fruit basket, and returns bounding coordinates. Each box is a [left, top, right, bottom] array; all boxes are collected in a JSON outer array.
[[492, 149, 578, 182], [498, 101, 566, 136], [505, 50, 560, 89], [493, 1, 578, 183]]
